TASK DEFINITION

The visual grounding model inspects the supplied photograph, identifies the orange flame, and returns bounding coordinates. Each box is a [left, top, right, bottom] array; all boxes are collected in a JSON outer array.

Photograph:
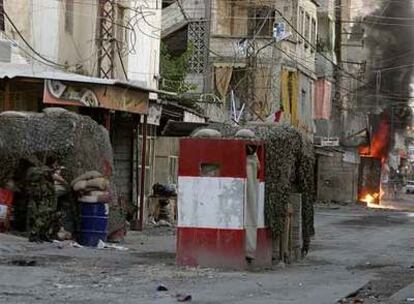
[[358, 113, 391, 164], [360, 187, 396, 209], [360, 193, 379, 204]]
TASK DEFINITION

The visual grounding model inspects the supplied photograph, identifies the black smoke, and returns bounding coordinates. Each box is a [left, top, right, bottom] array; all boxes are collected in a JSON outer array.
[[361, 0, 414, 129]]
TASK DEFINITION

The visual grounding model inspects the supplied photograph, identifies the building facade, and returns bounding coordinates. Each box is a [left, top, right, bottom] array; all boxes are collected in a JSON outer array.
[[162, 0, 319, 138], [3, 0, 161, 89]]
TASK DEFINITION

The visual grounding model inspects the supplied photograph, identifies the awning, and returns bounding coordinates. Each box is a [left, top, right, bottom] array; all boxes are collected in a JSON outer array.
[[0, 62, 172, 95], [0, 63, 175, 115]]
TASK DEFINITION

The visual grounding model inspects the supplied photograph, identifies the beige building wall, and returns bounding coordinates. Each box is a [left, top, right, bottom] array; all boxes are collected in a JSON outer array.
[[3, 0, 161, 89], [57, 0, 99, 75], [4, 0, 96, 73], [3, 0, 32, 52]]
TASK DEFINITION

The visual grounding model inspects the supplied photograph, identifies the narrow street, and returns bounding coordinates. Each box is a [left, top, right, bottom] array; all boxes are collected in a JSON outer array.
[[0, 202, 412, 304]]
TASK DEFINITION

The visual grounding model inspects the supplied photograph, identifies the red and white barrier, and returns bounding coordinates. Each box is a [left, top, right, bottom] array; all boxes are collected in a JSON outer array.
[[176, 138, 272, 269]]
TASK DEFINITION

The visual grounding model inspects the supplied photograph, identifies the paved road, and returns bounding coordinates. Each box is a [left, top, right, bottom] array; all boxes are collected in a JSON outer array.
[[0, 203, 412, 304], [382, 193, 414, 210]]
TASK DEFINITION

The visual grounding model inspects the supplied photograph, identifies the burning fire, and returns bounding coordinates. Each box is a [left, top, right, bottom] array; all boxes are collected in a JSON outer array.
[[360, 187, 395, 209], [358, 112, 391, 209], [360, 193, 379, 204]]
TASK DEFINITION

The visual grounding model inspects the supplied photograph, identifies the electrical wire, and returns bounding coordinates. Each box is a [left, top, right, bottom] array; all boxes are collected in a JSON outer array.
[[2, 7, 67, 68]]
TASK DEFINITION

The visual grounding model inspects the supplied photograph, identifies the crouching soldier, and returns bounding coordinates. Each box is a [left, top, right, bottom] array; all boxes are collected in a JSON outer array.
[[24, 165, 62, 242]]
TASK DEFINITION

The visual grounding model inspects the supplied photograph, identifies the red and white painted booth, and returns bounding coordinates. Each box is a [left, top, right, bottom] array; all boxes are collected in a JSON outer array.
[[176, 138, 272, 269]]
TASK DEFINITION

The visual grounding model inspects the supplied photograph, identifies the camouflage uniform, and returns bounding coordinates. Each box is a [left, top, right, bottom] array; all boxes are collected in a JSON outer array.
[[24, 166, 61, 242]]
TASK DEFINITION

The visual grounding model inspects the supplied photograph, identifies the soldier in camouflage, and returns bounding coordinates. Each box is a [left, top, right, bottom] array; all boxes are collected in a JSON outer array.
[[24, 165, 62, 242]]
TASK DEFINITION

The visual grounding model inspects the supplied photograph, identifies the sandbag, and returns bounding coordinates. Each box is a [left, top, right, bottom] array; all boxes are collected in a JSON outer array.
[[235, 129, 256, 139], [192, 128, 222, 138], [43, 107, 68, 114], [71, 171, 103, 187], [0, 111, 29, 118], [73, 177, 109, 192]]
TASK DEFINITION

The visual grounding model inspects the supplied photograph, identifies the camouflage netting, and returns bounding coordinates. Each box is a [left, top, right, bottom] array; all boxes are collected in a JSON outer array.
[[192, 123, 315, 250], [0, 110, 114, 184], [0, 109, 124, 235], [297, 136, 316, 254]]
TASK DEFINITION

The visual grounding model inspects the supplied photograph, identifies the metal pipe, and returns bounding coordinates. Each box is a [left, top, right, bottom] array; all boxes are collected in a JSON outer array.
[[138, 115, 147, 231]]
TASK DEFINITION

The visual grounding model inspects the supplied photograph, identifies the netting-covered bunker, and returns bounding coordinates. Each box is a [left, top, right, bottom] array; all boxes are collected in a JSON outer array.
[[0, 110, 114, 183], [0, 109, 121, 234], [196, 123, 316, 260]]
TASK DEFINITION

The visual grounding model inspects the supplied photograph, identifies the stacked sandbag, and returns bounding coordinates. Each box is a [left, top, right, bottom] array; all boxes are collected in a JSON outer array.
[[72, 171, 110, 203]]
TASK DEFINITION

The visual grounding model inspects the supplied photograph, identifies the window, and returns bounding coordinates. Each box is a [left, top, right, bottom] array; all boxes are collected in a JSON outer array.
[[214, 1, 247, 36], [301, 89, 307, 118], [311, 18, 316, 46], [162, 0, 173, 9], [65, 0, 74, 34], [200, 163, 221, 177], [299, 7, 304, 36], [228, 68, 247, 111], [305, 13, 310, 40], [248, 6, 275, 37]]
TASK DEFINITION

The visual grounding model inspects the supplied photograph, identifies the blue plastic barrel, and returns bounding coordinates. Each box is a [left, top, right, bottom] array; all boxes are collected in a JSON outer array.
[[78, 203, 108, 247]]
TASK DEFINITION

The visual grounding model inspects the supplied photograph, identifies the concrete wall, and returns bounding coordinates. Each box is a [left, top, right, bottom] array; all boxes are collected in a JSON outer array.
[[31, 0, 60, 63], [3, 1, 31, 46], [57, 0, 98, 75], [5, 0, 97, 73], [317, 150, 359, 203], [127, 0, 161, 91]]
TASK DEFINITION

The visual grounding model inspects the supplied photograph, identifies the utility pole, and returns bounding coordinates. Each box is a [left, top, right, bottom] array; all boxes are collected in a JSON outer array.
[[334, 0, 343, 137], [246, 39, 257, 121], [97, 0, 116, 79]]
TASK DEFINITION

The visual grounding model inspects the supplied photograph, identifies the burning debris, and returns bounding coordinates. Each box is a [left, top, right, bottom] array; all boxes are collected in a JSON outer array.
[[355, 1, 414, 208]]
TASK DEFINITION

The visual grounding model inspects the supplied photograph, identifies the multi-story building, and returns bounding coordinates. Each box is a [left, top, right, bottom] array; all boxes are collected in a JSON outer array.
[[162, 0, 319, 138], [314, 0, 335, 141]]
